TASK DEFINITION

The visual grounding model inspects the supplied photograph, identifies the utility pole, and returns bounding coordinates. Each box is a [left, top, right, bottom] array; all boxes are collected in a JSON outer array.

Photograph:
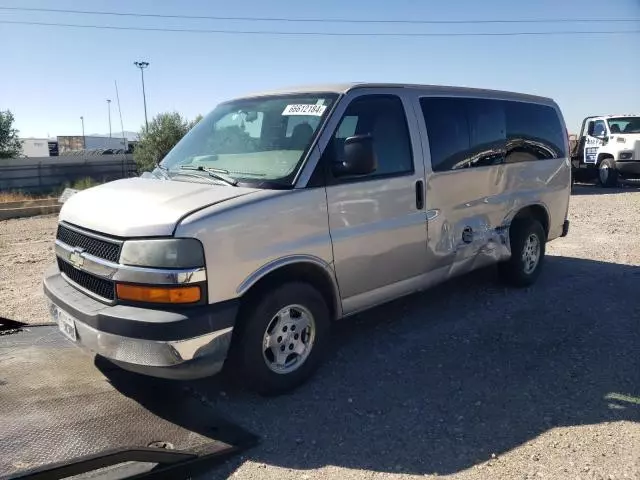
[[107, 99, 112, 138], [80, 116, 85, 149], [133, 61, 150, 131], [114, 80, 127, 154]]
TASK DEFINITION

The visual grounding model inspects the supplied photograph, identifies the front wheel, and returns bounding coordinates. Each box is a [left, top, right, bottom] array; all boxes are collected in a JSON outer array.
[[229, 282, 331, 396], [598, 158, 618, 188], [498, 219, 546, 287]]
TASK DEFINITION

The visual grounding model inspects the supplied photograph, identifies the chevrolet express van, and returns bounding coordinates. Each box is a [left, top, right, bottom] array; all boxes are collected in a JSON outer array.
[[44, 83, 571, 395]]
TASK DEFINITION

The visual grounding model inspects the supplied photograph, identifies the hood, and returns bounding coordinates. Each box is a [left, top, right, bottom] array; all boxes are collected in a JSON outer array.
[[612, 133, 640, 144], [611, 134, 640, 156], [59, 177, 259, 237], [612, 133, 640, 139]]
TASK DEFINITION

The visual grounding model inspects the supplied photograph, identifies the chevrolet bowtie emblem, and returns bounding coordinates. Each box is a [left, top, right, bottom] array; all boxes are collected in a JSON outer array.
[[69, 248, 85, 268]]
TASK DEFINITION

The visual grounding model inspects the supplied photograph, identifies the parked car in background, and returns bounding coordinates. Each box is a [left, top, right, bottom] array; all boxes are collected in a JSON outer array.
[[44, 83, 571, 395]]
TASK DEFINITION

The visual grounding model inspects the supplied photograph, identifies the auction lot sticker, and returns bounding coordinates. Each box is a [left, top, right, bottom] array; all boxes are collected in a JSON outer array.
[[282, 104, 327, 116]]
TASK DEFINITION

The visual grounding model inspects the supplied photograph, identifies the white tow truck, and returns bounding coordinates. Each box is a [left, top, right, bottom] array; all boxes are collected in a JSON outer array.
[[570, 114, 640, 187]]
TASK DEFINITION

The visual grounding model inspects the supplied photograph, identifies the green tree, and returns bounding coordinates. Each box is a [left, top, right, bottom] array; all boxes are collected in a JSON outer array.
[[0, 110, 22, 159], [133, 112, 201, 172], [190, 114, 203, 128]]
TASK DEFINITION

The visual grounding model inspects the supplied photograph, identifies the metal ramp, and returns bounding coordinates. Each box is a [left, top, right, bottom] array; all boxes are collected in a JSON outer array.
[[0, 323, 258, 480]]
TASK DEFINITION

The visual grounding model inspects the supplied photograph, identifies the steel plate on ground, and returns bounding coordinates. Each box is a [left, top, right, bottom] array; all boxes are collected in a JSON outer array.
[[0, 325, 257, 479]]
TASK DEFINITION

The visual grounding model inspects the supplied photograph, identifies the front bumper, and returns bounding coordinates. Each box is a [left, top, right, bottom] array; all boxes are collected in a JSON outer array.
[[43, 264, 238, 380], [615, 160, 640, 176], [572, 158, 640, 176]]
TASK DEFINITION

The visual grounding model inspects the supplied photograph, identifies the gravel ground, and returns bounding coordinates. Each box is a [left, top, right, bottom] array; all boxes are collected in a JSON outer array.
[[1, 184, 639, 479], [0, 214, 56, 324]]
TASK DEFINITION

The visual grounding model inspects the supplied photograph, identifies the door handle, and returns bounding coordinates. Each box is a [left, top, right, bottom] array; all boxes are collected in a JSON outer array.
[[415, 180, 424, 210], [462, 226, 473, 243]]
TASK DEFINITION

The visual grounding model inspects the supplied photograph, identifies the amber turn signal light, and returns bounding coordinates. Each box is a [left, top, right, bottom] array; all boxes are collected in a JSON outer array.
[[116, 284, 201, 304]]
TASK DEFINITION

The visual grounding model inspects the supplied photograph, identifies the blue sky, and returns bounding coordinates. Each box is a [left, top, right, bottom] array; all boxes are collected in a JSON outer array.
[[2, 0, 639, 138]]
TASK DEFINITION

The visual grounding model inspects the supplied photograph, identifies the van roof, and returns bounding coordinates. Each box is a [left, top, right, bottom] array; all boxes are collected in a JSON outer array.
[[234, 82, 555, 104]]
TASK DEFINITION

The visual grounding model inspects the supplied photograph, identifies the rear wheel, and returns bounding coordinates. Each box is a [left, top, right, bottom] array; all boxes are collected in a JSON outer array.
[[598, 157, 618, 188], [498, 219, 546, 287], [230, 282, 331, 396]]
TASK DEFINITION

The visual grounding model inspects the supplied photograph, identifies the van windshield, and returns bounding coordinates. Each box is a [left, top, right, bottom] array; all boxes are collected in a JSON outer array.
[[160, 93, 337, 187]]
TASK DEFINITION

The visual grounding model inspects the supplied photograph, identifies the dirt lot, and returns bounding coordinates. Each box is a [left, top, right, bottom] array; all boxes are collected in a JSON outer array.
[[1, 184, 639, 479], [0, 214, 56, 324]]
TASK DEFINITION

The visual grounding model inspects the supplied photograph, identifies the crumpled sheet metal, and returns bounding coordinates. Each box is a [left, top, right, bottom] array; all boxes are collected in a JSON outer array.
[[433, 215, 511, 280]]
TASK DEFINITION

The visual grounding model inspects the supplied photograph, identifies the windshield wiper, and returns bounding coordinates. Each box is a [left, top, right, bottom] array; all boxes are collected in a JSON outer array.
[[177, 165, 238, 186], [154, 162, 171, 179]]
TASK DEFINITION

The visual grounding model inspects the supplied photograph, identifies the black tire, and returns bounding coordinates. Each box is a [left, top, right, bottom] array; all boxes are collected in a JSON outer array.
[[498, 219, 546, 287], [597, 157, 618, 188], [229, 282, 331, 396]]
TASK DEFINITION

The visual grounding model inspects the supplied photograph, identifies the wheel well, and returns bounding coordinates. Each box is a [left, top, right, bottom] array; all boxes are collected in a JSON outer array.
[[239, 263, 339, 321], [597, 153, 614, 165], [513, 205, 549, 239]]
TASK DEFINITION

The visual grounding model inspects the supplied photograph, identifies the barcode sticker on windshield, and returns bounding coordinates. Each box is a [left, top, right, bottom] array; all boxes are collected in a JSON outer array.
[[282, 104, 327, 116]]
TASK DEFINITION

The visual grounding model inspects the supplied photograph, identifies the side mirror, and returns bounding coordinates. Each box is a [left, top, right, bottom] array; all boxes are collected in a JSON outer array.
[[332, 134, 376, 177]]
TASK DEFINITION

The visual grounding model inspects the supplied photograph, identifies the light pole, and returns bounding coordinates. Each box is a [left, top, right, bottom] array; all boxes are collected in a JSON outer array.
[[106, 99, 112, 138], [134, 61, 150, 131], [80, 116, 85, 149]]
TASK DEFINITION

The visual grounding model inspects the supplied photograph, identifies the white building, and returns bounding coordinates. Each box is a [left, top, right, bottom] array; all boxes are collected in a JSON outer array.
[[20, 138, 51, 157]]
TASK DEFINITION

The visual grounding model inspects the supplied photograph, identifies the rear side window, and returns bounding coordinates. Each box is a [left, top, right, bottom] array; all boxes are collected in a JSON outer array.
[[505, 102, 566, 162], [421, 96, 566, 171], [466, 99, 506, 168], [419, 97, 469, 172], [420, 97, 505, 171]]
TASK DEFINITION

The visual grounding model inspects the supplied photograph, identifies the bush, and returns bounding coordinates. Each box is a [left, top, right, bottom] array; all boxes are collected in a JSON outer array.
[[0, 110, 22, 159], [71, 177, 100, 190], [54, 177, 100, 195], [133, 112, 202, 173], [0, 191, 33, 203]]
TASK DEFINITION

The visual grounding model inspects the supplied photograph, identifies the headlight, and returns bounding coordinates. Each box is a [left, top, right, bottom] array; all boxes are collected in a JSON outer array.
[[619, 151, 633, 160], [120, 238, 205, 268]]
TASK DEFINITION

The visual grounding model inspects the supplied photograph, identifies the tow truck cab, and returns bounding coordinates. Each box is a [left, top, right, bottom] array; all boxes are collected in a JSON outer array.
[[571, 114, 640, 187]]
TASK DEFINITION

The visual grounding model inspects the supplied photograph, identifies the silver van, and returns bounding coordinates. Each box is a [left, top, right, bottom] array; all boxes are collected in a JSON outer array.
[[44, 83, 571, 395]]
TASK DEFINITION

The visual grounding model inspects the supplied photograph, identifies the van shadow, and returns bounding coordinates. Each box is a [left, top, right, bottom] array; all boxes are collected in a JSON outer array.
[[0, 317, 27, 332], [572, 181, 640, 196], [98, 255, 640, 477]]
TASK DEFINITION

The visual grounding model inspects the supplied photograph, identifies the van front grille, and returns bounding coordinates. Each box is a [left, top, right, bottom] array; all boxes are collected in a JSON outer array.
[[57, 258, 115, 301], [56, 224, 121, 263]]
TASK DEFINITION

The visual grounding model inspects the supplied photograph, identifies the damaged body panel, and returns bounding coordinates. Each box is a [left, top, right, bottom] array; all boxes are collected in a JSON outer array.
[[425, 158, 570, 282]]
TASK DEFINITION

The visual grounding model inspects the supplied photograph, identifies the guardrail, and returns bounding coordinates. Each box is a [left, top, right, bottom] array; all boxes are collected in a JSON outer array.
[[0, 155, 137, 194]]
